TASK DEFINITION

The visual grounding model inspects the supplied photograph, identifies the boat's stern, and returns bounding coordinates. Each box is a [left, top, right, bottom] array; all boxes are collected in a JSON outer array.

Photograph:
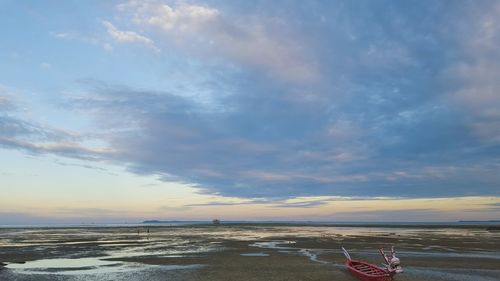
[[389, 256, 403, 273], [380, 246, 403, 274]]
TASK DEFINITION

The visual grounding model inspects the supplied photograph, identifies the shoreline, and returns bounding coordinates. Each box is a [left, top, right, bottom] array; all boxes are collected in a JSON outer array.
[[2, 220, 500, 228]]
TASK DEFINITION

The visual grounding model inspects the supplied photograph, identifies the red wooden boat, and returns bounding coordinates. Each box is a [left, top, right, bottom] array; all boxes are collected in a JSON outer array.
[[342, 247, 403, 281]]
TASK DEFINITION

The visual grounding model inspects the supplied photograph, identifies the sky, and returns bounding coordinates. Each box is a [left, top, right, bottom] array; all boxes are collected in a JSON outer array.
[[1, 0, 500, 224]]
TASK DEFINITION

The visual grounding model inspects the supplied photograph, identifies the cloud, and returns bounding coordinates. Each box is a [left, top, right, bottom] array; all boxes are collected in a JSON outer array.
[[40, 62, 52, 70], [186, 201, 251, 207], [326, 208, 449, 222], [116, 0, 317, 82], [186, 198, 329, 208], [0, 115, 67, 141], [462, 202, 500, 213], [273, 200, 328, 208], [0, 137, 107, 160], [50, 32, 72, 39], [49, 31, 101, 46], [0, 93, 15, 111], [103, 20, 160, 53], [50, 27, 156, 53], [55, 74, 500, 199], [0, 93, 73, 142], [119, 1, 219, 30], [0, 92, 105, 161], [445, 2, 500, 143]]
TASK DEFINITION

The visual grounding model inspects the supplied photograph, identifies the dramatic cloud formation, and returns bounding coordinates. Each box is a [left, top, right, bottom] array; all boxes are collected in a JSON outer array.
[[1, 1, 500, 207], [53, 70, 499, 199]]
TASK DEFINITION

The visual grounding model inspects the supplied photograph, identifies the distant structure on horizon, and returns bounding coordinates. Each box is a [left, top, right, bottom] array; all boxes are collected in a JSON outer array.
[[212, 219, 221, 225]]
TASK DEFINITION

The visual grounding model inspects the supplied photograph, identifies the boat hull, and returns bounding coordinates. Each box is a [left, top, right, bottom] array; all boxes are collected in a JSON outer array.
[[346, 260, 394, 281]]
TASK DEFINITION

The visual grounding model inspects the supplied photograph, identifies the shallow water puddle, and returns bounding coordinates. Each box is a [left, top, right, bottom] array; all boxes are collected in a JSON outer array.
[[299, 249, 328, 264], [6, 257, 204, 275], [240, 253, 270, 257], [6, 257, 120, 269], [6, 257, 125, 274], [250, 240, 296, 250], [250, 240, 330, 264]]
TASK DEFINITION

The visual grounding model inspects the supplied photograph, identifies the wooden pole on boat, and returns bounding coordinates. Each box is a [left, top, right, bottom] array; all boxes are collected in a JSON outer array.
[[342, 247, 352, 261]]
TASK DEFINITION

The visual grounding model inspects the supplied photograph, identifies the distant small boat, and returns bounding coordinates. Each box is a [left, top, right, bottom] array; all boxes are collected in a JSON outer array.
[[342, 247, 403, 281], [212, 219, 221, 225]]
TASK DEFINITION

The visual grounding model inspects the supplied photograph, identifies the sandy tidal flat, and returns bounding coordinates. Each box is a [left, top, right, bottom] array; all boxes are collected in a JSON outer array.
[[0, 225, 499, 281]]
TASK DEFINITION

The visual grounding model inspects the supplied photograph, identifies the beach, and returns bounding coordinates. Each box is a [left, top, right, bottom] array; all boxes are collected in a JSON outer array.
[[0, 224, 499, 281]]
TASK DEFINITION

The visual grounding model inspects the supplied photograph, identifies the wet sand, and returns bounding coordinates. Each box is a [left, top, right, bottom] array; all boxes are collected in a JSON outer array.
[[0, 225, 499, 281]]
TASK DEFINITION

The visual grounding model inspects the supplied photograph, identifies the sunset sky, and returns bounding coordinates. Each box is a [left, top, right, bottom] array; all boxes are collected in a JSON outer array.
[[1, 0, 499, 224]]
